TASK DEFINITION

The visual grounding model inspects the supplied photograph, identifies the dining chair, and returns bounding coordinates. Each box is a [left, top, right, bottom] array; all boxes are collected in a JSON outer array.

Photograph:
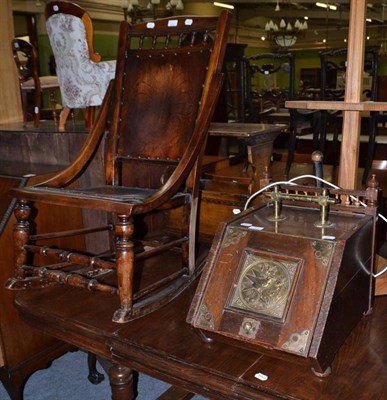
[[45, 1, 116, 131], [242, 52, 320, 177], [318, 47, 379, 184], [6, 11, 231, 323], [11, 38, 60, 128]]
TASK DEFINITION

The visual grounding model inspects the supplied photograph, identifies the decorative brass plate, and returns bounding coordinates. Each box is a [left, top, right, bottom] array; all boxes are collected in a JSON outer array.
[[230, 253, 299, 320]]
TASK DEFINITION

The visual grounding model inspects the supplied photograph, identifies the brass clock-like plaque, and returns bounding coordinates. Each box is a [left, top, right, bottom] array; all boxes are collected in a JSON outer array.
[[230, 253, 299, 320]]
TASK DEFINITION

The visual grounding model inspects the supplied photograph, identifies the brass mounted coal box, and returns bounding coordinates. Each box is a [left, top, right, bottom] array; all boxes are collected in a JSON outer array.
[[187, 183, 380, 377]]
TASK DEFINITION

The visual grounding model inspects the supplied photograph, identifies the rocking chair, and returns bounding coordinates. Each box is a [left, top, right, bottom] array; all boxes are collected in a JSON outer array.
[[6, 11, 231, 323]]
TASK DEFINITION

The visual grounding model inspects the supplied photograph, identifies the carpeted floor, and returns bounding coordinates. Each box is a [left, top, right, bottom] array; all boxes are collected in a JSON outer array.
[[0, 350, 207, 399]]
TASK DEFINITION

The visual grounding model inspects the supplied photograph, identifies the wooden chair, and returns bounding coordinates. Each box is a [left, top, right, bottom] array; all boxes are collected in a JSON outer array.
[[242, 52, 320, 177], [6, 11, 231, 323], [45, 1, 116, 131], [318, 47, 379, 184], [11, 38, 60, 128]]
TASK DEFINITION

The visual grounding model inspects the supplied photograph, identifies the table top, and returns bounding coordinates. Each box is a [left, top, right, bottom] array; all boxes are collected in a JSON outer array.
[[15, 279, 387, 400], [209, 122, 286, 138]]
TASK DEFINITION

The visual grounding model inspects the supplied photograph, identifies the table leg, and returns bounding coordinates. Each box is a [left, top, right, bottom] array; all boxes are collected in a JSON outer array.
[[109, 363, 134, 400]]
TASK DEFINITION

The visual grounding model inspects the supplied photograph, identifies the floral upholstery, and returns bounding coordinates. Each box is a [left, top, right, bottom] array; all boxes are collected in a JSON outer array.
[[46, 13, 116, 109]]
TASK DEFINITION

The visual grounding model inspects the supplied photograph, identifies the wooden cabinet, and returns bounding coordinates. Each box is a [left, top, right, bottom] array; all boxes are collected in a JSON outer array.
[[0, 130, 102, 399]]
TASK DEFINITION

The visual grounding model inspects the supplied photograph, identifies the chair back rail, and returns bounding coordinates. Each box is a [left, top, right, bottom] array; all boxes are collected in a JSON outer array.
[[106, 15, 229, 200]]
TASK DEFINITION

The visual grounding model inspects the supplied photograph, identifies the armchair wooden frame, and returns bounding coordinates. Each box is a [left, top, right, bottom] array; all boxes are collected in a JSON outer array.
[[6, 11, 231, 323], [46, 1, 115, 131]]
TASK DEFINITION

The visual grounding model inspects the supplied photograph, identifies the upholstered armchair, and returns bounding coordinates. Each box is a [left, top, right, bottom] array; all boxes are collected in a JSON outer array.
[[46, 1, 116, 131]]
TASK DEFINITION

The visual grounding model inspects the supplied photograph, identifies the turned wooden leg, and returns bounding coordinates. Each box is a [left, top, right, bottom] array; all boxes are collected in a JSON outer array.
[[59, 107, 71, 132], [13, 200, 31, 278], [109, 364, 134, 400], [87, 352, 105, 384], [112, 214, 134, 323]]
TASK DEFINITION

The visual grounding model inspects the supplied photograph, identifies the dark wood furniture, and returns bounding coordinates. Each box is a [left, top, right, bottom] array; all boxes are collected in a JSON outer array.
[[6, 12, 231, 324], [242, 52, 319, 178], [188, 184, 379, 377], [317, 47, 379, 184], [287, 0, 383, 190], [1, 126, 386, 399], [11, 39, 59, 128], [214, 43, 247, 123], [206, 122, 284, 192], [12, 274, 387, 400], [0, 130, 91, 400]]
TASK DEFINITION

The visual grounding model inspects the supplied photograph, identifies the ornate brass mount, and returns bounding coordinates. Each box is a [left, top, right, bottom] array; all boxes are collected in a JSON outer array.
[[265, 186, 336, 227]]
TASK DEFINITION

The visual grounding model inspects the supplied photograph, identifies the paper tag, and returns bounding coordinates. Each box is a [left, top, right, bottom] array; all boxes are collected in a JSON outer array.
[[254, 372, 268, 381], [248, 226, 264, 231], [168, 20, 178, 27]]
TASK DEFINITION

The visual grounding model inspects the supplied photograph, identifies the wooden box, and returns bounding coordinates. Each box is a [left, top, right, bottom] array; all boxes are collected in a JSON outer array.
[[187, 195, 377, 376]]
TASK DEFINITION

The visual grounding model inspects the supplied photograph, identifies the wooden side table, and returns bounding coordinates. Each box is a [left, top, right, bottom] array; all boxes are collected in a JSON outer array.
[[207, 122, 285, 192]]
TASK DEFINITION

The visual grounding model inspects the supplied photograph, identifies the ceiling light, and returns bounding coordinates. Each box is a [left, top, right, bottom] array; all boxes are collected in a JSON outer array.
[[316, 2, 337, 11], [265, 17, 308, 48], [213, 2, 234, 9]]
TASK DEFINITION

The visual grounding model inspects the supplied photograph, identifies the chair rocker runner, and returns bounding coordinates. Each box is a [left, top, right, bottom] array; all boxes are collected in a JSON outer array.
[[6, 11, 231, 323]]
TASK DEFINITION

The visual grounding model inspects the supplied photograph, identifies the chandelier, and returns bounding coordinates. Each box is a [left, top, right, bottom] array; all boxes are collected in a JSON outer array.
[[265, 18, 308, 48], [122, 0, 184, 22]]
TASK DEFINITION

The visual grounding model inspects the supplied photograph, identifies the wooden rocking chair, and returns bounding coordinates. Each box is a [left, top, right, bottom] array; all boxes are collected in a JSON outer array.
[[6, 11, 231, 323]]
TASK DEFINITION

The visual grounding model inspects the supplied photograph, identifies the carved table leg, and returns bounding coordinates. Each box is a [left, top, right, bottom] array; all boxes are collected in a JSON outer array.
[[0, 367, 25, 400], [109, 364, 134, 400], [87, 352, 105, 384]]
